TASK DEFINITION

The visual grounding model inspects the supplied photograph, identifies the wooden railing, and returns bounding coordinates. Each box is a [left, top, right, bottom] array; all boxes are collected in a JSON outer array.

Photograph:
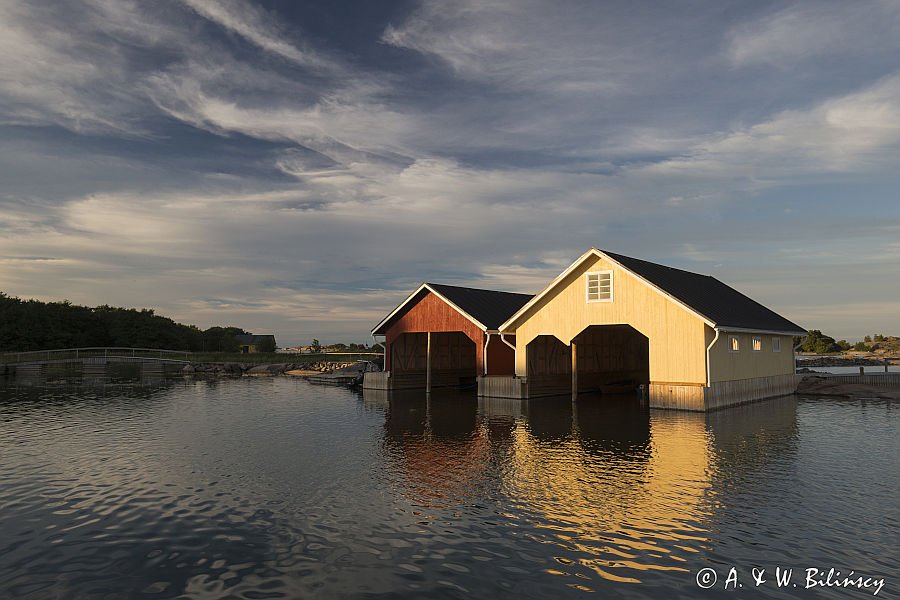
[[1, 347, 191, 365]]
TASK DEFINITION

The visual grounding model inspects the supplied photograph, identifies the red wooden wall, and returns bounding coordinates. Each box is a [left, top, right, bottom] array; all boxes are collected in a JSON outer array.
[[486, 335, 515, 375], [383, 291, 516, 376], [385, 291, 485, 373]]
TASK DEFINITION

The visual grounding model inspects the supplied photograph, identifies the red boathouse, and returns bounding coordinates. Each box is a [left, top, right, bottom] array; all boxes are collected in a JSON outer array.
[[367, 283, 533, 391]]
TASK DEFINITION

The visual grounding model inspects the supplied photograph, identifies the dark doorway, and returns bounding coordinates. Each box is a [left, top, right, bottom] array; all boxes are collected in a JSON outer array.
[[526, 335, 572, 397], [572, 324, 649, 397], [429, 331, 477, 389], [390, 331, 477, 390]]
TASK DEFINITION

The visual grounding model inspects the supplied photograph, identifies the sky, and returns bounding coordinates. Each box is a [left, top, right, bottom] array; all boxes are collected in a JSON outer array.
[[1, 0, 899, 345]]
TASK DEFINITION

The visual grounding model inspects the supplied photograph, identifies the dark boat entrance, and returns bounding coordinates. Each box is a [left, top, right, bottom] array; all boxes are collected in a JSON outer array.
[[525, 325, 649, 399], [572, 324, 649, 397], [390, 331, 477, 391]]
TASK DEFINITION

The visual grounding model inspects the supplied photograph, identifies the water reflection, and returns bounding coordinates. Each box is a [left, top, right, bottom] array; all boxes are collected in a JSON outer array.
[[2, 370, 181, 391], [575, 395, 651, 453], [382, 390, 490, 510], [370, 388, 809, 589], [1, 379, 891, 599]]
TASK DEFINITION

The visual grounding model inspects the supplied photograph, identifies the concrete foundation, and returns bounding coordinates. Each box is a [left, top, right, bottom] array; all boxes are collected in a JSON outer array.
[[363, 368, 478, 392], [475, 373, 802, 411]]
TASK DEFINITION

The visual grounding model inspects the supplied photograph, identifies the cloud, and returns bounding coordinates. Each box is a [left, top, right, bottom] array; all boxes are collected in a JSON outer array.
[[0, 0, 205, 134], [2, 0, 900, 342], [178, 0, 332, 69], [727, 1, 900, 67], [639, 75, 900, 180], [0, 0, 360, 138], [381, 0, 641, 94], [146, 64, 412, 163]]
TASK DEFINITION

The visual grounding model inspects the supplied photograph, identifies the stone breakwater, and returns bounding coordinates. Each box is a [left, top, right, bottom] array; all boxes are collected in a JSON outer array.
[[797, 356, 895, 367], [182, 361, 366, 377]]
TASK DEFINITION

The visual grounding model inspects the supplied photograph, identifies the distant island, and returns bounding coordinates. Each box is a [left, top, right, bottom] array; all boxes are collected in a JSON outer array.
[[0, 292, 379, 358], [795, 330, 900, 357], [0, 292, 254, 352]]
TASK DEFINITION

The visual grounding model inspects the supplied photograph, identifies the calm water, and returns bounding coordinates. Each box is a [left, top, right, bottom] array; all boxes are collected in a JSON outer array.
[[0, 379, 897, 599]]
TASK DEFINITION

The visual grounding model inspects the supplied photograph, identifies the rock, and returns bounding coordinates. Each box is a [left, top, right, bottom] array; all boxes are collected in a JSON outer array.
[[182, 364, 195, 373], [247, 364, 275, 375], [797, 376, 900, 399]]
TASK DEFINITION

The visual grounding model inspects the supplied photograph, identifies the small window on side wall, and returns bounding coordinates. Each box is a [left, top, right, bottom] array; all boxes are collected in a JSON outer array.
[[772, 337, 781, 352], [586, 271, 613, 302], [752, 337, 762, 352], [729, 335, 740, 352]]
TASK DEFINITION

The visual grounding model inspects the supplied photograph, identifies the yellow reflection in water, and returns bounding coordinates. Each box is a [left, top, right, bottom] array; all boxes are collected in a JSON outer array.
[[495, 397, 714, 584], [371, 388, 799, 587]]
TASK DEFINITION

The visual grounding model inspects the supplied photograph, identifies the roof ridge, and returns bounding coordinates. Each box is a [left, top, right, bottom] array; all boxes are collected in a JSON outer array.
[[601, 249, 715, 278], [426, 281, 533, 297]]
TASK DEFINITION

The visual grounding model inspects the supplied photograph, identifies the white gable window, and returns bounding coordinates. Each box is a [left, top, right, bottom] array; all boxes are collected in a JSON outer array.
[[729, 335, 740, 352], [752, 337, 762, 352], [772, 337, 782, 352], [586, 271, 613, 302]]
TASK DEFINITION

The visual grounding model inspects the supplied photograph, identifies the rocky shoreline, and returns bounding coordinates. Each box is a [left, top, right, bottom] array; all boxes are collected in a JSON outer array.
[[797, 375, 900, 400], [182, 360, 379, 377], [796, 356, 897, 367]]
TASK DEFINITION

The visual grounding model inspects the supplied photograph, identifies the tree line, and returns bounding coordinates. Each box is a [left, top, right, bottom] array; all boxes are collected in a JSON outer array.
[[793, 330, 897, 354], [0, 292, 250, 353]]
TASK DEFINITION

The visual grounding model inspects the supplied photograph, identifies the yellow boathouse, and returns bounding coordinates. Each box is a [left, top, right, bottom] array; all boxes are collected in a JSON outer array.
[[480, 248, 806, 410]]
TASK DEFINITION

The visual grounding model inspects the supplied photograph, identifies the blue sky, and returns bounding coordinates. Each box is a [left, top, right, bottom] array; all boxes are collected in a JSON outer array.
[[1, 0, 899, 345]]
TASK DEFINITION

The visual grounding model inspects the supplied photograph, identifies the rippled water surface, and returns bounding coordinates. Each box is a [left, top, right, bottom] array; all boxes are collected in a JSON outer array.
[[0, 379, 897, 599]]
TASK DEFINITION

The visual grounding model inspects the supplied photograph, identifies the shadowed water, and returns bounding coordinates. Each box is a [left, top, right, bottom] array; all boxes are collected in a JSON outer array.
[[0, 379, 896, 599]]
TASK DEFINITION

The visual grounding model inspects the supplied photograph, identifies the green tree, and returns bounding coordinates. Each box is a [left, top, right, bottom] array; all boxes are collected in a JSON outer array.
[[853, 341, 868, 351], [864, 335, 872, 342], [798, 330, 841, 354], [311, 338, 321, 353], [836, 340, 851, 351], [874, 334, 885, 342], [0, 291, 253, 352]]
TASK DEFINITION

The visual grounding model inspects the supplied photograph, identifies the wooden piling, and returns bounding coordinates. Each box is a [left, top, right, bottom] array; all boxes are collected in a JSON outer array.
[[426, 331, 432, 393], [571, 341, 578, 402]]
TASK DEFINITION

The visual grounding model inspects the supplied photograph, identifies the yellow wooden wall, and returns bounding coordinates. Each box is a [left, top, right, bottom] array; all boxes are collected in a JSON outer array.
[[511, 255, 709, 384], [706, 332, 795, 382]]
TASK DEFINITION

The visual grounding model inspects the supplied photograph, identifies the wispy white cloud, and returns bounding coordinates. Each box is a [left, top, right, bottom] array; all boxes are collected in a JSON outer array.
[[639, 74, 900, 180], [178, 0, 333, 69], [146, 66, 412, 162], [727, 1, 900, 67], [0, 1, 137, 133], [382, 0, 642, 94]]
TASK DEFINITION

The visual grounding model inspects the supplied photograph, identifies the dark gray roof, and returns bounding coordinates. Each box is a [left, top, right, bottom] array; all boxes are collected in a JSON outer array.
[[604, 251, 805, 333], [235, 334, 276, 344], [427, 283, 534, 330]]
